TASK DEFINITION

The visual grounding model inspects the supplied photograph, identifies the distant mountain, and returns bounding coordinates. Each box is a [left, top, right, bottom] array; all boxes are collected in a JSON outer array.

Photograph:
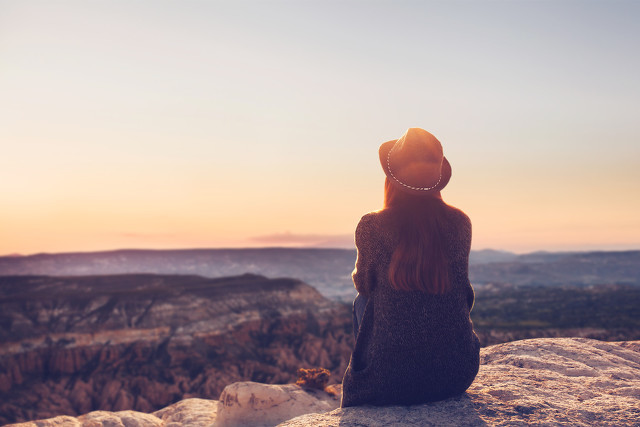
[[1, 248, 638, 303], [0, 248, 358, 302], [0, 274, 353, 424], [470, 250, 640, 287], [469, 249, 517, 264], [514, 250, 580, 263]]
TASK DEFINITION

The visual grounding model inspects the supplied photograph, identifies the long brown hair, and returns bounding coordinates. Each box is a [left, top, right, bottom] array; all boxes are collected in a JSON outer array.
[[384, 177, 451, 294]]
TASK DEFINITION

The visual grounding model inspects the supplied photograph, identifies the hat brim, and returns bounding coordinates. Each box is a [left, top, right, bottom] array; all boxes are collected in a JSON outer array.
[[378, 139, 452, 195]]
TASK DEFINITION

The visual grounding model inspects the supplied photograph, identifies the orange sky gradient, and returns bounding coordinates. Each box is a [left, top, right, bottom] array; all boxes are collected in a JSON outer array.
[[1, 1, 639, 255]]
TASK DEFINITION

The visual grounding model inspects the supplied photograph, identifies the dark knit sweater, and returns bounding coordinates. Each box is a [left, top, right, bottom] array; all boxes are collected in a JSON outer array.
[[341, 204, 480, 407]]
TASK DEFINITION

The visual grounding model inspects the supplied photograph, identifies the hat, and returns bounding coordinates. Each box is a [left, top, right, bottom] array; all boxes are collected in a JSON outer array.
[[379, 128, 451, 195]]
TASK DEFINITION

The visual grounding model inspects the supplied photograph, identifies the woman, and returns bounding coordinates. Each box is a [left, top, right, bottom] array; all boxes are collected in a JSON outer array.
[[341, 128, 480, 407]]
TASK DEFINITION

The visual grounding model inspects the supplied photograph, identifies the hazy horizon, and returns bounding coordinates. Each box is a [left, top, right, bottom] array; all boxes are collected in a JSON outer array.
[[3, 243, 640, 258], [2, 1, 639, 255]]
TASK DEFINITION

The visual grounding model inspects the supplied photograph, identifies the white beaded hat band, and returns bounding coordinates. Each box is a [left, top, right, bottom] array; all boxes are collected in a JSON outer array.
[[378, 128, 451, 195]]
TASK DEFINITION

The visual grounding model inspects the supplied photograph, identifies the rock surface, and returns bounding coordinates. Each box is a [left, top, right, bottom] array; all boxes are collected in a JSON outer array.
[[10, 410, 164, 427], [8, 338, 640, 426], [153, 398, 218, 426], [7, 385, 335, 427], [215, 382, 340, 427], [281, 338, 640, 426]]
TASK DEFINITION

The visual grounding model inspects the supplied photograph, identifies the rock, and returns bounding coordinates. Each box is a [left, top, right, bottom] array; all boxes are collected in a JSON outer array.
[[279, 338, 640, 426], [8, 415, 82, 427], [8, 410, 163, 427], [153, 398, 219, 427], [11, 401, 220, 427], [78, 410, 163, 427], [0, 274, 352, 424], [7, 338, 639, 426], [214, 382, 340, 427]]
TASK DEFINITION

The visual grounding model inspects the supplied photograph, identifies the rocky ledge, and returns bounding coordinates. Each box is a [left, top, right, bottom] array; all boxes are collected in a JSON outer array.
[[8, 337, 640, 426]]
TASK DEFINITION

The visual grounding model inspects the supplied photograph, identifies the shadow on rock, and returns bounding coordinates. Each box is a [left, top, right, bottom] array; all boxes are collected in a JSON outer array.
[[278, 393, 488, 426], [337, 394, 488, 427]]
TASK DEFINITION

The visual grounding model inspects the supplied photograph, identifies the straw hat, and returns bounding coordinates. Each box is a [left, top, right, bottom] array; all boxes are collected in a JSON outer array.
[[379, 128, 451, 195]]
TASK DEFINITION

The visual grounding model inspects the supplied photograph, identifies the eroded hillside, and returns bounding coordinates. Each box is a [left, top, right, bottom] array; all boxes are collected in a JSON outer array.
[[0, 274, 353, 424]]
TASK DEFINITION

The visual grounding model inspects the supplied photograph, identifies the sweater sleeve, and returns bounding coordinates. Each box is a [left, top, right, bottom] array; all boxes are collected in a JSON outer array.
[[352, 214, 377, 297], [461, 214, 475, 311]]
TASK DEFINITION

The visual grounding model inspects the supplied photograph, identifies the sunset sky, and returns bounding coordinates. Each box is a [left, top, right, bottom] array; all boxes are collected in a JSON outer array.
[[1, 0, 639, 255]]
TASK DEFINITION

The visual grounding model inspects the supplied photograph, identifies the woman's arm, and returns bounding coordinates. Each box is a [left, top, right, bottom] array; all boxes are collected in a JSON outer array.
[[461, 213, 474, 311], [352, 214, 377, 297]]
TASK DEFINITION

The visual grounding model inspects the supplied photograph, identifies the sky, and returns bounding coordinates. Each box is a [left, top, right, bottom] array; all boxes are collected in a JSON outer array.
[[1, 0, 639, 255]]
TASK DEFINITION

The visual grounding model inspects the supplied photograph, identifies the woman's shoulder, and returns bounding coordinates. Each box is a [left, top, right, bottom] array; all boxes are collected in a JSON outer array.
[[357, 209, 398, 233], [357, 203, 471, 230], [356, 211, 382, 235], [355, 210, 392, 247], [357, 210, 385, 225], [442, 203, 472, 227]]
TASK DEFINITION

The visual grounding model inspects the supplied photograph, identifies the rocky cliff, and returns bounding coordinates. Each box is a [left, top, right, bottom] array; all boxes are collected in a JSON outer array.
[[0, 274, 353, 424], [8, 338, 640, 426]]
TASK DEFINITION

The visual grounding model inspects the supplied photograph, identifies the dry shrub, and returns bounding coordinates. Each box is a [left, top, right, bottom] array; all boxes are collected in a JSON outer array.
[[295, 367, 330, 390]]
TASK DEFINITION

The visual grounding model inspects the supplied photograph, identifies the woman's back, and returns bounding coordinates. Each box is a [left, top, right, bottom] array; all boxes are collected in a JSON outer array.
[[341, 204, 480, 407], [342, 129, 480, 406]]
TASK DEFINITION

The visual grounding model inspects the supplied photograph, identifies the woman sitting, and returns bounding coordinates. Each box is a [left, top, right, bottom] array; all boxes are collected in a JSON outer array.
[[341, 127, 480, 407]]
